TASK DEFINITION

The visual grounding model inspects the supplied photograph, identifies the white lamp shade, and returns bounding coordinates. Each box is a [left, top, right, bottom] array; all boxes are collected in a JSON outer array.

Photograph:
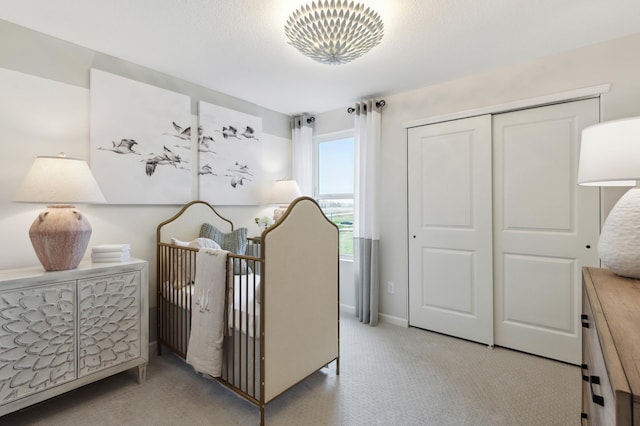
[[14, 156, 107, 204], [577, 117, 640, 186], [268, 179, 301, 205]]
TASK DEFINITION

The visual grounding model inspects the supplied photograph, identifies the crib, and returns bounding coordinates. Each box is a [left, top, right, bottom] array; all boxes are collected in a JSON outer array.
[[156, 197, 339, 425]]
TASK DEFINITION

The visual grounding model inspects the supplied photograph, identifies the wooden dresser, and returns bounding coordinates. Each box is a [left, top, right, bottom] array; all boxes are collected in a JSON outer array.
[[582, 267, 640, 425], [0, 259, 148, 417]]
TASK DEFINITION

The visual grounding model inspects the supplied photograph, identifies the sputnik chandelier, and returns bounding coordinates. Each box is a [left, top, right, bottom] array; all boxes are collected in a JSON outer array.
[[284, 0, 384, 65]]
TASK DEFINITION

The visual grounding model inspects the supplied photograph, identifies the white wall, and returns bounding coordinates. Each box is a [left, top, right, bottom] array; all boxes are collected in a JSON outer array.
[[0, 21, 292, 340], [317, 32, 640, 323], [0, 65, 289, 282]]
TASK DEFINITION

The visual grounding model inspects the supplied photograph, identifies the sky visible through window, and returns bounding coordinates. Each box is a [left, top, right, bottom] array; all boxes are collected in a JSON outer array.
[[318, 137, 354, 195]]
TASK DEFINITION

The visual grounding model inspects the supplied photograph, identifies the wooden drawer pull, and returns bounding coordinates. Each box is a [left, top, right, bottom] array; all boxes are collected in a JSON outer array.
[[581, 364, 589, 382], [590, 375, 604, 406], [581, 313, 590, 328]]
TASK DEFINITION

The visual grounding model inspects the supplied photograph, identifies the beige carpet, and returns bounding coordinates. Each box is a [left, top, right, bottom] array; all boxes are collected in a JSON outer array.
[[3, 314, 579, 425]]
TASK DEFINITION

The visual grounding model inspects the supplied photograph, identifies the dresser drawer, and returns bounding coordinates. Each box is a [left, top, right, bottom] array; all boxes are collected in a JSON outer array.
[[582, 293, 617, 425], [582, 267, 637, 426]]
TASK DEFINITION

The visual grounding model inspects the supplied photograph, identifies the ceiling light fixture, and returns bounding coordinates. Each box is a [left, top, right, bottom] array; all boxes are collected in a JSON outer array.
[[284, 0, 384, 65]]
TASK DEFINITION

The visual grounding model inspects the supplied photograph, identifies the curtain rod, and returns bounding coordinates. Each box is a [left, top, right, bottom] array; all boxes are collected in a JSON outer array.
[[295, 116, 315, 126], [347, 100, 386, 114]]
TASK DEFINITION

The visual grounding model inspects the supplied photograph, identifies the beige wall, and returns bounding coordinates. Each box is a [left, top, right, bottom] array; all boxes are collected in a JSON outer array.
[[317, 32, 640, 323]]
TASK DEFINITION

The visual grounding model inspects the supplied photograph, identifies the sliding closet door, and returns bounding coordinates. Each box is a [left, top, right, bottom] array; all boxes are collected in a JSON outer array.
[[408, 115, 494, 345], [492, 99, 600, 364]]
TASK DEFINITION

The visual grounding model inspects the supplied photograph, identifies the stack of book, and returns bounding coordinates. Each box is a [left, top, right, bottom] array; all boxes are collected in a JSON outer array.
[[91, 244, 131, 263]]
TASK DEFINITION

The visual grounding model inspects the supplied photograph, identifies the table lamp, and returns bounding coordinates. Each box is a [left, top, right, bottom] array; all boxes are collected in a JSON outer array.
[[268, 179, 301, 222], [14, 154, 107, 271], [577, 116, 640, 278]]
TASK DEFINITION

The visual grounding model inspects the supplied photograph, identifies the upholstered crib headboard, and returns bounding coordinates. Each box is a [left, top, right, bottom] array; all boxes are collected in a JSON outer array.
[[261, 196, 340, 402], [156, 201, 234, 244]]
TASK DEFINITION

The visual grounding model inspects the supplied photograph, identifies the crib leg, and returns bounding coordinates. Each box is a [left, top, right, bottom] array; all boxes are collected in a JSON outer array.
[[260, 405, 265, 426], [336, 357, 340, 375]]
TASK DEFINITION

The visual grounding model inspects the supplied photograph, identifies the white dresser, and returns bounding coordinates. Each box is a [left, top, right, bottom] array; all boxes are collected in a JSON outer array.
[[0, 259, 148, 416]]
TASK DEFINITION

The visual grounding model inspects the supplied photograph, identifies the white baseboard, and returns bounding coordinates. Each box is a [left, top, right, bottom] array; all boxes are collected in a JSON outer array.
[[379, 313, 408, 328], [340, 303, 355, 315], [339, 304, 408, 328]]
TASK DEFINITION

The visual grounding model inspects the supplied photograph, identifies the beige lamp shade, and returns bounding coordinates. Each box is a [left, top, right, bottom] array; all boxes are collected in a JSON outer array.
[[268, 179, 302, 205], [577, 117, 640, 278], [15, 155, 107, 203], [14, 155, 106, 271], [269, 179, 301, 222]]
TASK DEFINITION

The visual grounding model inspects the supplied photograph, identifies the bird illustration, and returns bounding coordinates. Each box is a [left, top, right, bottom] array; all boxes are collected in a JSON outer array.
[[145, 146, 186, 176], [98, 139, 141, 155], [224, 173, 252, 188], [199, 164, 217, 176], [198, 135, 216, 153], [165, 122, 191, 140], [217, 126, 240, 139], [241, 126, 259, 141], [227, 162, 254, 176]]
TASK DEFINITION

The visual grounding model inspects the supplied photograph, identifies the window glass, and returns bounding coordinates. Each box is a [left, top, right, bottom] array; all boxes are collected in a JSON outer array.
[[315, 133, 354, 258], [318, 137, 354, 195], [318, 198, 353, 257]]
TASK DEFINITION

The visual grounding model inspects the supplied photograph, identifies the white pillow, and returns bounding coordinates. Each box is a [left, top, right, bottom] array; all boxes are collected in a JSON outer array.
[[171, 237, 190, 247], [187, 237, 221, 250], [171, 237, 221, 249]]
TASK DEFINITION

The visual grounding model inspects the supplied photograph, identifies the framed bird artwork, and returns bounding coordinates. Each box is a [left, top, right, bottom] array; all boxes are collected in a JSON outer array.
[[198, 101, 262, 205], [90, 69, 192, 204]]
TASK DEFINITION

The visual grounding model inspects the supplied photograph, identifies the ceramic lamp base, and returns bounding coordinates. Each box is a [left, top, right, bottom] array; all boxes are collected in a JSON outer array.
[[29, 204, 92, 271], [599, 187, 640, 279]]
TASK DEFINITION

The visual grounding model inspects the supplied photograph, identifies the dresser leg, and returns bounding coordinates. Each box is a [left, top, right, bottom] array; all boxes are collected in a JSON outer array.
[[136, 364, 147, 384]]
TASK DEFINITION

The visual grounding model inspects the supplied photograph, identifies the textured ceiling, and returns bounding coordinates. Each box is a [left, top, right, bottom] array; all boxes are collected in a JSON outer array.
[[1, 0, 640, 115]]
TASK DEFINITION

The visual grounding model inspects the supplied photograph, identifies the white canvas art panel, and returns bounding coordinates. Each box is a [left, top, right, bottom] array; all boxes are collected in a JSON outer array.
[[90, 69, 192, 204], [198, 101, 262, 205]]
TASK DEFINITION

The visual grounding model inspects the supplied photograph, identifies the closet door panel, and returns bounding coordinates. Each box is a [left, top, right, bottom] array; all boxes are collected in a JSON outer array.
[[408, 115, 493, 345], [493, 98, 600, 364]]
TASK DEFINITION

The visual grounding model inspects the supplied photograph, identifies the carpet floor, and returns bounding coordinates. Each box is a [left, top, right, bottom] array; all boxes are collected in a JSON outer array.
[[3, 314, 580, 425]]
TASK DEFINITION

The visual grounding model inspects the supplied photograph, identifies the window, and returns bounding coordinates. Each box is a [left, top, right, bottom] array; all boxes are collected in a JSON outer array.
[[314, 131, 354, 258]]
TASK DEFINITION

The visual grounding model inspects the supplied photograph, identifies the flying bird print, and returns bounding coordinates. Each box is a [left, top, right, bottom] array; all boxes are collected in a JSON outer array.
[[97, 139, 141, 155], [217, 125, 241, 139], [165, 121, 192, 140], [145, 146, 186, 176], [241, 126, 260, 141], [198, 164, 217, 176], [224, 173, 252, 188]]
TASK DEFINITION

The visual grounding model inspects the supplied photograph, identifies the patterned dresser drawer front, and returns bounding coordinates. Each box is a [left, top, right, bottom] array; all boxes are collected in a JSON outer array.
[[78, 272, 141, 377], [0, 282, 76, 403]]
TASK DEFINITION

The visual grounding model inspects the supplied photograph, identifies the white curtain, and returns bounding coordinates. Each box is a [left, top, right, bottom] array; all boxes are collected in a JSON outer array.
[[291, 115, 314, 196], [354, 100, 382, 326]]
